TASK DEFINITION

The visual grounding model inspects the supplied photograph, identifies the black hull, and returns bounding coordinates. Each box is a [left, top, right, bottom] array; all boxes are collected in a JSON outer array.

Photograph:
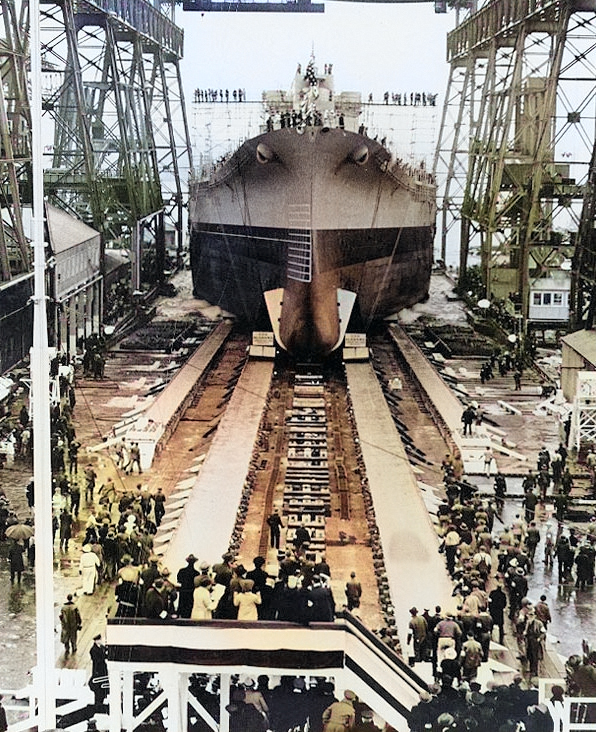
[[190, 223, 433, 332]]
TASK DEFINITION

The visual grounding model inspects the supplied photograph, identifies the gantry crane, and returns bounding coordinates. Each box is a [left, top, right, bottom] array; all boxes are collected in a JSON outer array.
[[0, 0, 193, 370], [434, 0, 596, 331]]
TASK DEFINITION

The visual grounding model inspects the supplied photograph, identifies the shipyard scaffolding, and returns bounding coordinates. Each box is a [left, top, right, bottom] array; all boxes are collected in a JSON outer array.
[[434, 0, 596, 338], [0, 0, 192, 371], [39, 0, 192, 314], [0, 0, 34, 372]]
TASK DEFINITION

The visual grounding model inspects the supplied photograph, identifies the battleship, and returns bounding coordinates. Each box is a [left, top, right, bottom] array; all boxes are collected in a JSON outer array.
[[188, 57, 436, 357]]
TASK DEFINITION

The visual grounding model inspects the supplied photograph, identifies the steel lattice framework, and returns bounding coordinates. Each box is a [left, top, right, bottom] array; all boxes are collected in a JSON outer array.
[[434, 0, 596, 325], [0, 0, 192, 291], [40, 0, 192, 271], [0, 0, 32, 283]]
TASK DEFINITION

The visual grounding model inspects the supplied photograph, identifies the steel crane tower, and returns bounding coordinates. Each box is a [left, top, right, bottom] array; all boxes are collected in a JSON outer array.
[[0, 0, 192, 371], [434, 0, 596, 329], [39, 0, 192, 287], [0, 1, 34, 371]]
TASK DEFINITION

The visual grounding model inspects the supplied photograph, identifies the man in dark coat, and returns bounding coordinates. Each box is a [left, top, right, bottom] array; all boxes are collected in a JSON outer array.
[[303, 576, 335, 623], [226, 689, 267, 732], [177, 554, 200, 618], [139, 556, 161, 614], [246, 556, 271, 619], [89, 634, 109, 706], [153, 487, 166, 526], [90, 635, 108, 678], [144, 579, 167, 618], [266, 510, 284, 549], [8, 540, 25, 584], [59, 594, 82, 656], [59, 508, 73, 552], [461, 405, 475, 436], [293, 524, 311, 551], [576, 545, 593, 590], [488, 584, 507, 644], [345, 572, 362, 611]]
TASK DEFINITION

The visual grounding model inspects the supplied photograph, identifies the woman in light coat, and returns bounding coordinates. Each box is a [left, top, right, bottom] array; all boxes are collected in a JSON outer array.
[[233, 579, 261, 621], [79, 544, 100, 594], [192, 575, 216, 620]]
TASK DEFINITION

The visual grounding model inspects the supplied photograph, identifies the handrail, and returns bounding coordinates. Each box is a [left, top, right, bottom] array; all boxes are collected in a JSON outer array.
[[446, 0, 567, 63], [106, 613, 428, 729]]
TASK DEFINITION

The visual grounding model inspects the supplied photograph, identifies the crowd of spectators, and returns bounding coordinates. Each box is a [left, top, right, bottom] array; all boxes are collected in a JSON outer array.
[[113, 539, 342, 623], [130, 672, 387, 732], [370, 91, 438, 106], [408, 676, 551, 732], [194, 88, 247, 103]]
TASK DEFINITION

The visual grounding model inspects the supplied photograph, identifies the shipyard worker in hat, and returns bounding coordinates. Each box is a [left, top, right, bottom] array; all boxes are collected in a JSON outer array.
[[176, 554, 200, 618], [407, 607, 428, 664], [59, 593, 82, 657], [266, 509, 284, 549], [352, 707, 380, 731], [321, 689, 356, 731]]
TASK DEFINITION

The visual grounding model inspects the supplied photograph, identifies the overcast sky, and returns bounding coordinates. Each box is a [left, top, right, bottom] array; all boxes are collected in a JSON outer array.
[[178, 3, 456, 104]]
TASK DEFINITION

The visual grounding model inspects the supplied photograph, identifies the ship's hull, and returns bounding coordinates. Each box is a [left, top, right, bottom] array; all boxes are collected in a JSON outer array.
[[189, 126, 436, 357]]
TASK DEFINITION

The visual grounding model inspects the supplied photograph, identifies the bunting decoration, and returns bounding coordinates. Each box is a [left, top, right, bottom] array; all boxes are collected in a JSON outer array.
[[304, 58, 317, 86]]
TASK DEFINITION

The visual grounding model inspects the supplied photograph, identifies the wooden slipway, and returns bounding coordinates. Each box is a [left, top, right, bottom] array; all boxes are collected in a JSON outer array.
[[345, 361, 455, 647]]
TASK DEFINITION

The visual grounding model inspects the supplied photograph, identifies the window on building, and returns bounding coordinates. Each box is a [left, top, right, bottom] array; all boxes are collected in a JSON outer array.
[[553, 293, 563, 305], [542, 293, 552, 306], [533, 293, 542, 305]]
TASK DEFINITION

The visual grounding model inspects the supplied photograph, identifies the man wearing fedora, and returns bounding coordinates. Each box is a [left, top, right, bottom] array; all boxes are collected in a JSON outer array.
[[177, 553, 199, 618], [59, 593, 82, 657], [407, 607, 428, 664]]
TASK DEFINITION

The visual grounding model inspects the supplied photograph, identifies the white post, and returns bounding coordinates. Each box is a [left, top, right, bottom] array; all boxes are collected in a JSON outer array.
[[122, 668, 135, 730], [30, 0, 57, 728], [180, 672, 188, 732], [162, 668, 182, 731], [219, 673, 230, 732], [108, 666, 122, 732]]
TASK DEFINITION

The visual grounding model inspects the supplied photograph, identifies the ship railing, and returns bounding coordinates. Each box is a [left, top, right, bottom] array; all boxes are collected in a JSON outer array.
[[191, 145, 254, 189], [380, 153, 436, 199], [261, 112, 353, 133]]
